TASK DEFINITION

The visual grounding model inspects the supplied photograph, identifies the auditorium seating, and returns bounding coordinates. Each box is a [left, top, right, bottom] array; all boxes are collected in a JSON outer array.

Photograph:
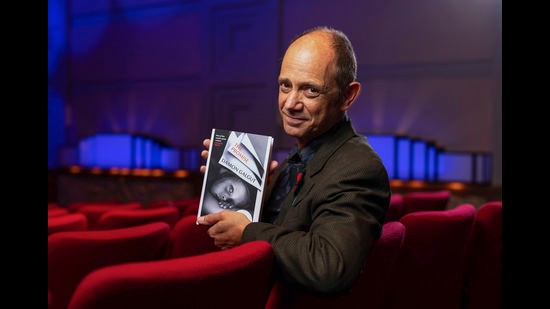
[[48, 213, 88, 235], [384, 193, 403, 222], [400, 189, 451, 217], [46, 197, 500, 308], [48, 207, 70, 217], [462, 200, 502, 309], [48, 222, 171, 309], [66, 200, 122, 213], [67, 240, 274, 309], [149, 196, 201, 218], [75, 202, 142, 229], [94, 206, 180, 230], [385, 204, 476, 309], [166, 214, 220, 259]]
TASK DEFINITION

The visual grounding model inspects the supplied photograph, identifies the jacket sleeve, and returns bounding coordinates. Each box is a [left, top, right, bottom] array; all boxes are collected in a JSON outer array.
[[241, 140, 390, 296]]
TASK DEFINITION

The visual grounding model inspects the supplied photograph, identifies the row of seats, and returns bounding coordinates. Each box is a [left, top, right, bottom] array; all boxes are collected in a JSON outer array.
[[48, 199, 501, 309], [49, 189, 449, 235], [48, 198, 201, 234], [385, 189, 452, 222]]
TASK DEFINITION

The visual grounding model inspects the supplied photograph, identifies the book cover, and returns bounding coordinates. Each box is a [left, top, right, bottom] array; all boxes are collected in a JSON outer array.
[[197, 128, 274, 222]]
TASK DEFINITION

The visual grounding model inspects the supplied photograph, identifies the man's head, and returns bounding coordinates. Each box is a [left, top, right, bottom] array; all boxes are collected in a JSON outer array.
[[278, 26, 361, 148]]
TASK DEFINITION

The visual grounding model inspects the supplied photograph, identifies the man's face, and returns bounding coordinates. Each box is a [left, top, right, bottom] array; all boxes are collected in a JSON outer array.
[[278, 32, 344, 148]]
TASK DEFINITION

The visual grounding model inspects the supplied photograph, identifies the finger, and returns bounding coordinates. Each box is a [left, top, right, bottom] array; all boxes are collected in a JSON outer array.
[[196, 215, 209, 225], [203, 139, 211, 149], [200, 165, 206, 174], [201, 149, 209, 161], [269, 160, 279, 174]]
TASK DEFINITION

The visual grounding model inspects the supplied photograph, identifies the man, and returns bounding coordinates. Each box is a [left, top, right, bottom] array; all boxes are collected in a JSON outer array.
[[197, 26, 390, 297]]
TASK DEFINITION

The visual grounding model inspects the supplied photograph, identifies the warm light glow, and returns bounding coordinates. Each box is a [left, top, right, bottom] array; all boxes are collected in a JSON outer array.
[[390, 179, 405, 187], [408, 181, 426, 189], [119, 168, 130, 175], [151, 169, 165, 177], [69, 165, 81, 173], [446, 182, 467, 190], [109, 167, 120, 175], [90, 167, 102, 174], [174, 170, 190, 178], [131, 168, 152, 176]]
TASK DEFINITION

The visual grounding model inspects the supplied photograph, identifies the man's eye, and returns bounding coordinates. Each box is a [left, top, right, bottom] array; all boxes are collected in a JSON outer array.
[[279, 83, 291, 92], [305, 87, 321, 98]]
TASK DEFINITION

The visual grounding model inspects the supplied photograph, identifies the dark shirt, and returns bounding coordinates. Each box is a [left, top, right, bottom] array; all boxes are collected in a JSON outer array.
[[262, 117, 346, 223]]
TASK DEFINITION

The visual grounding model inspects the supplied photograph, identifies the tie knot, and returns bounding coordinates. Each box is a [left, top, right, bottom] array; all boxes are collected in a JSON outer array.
[[289, 153, 301, 164]]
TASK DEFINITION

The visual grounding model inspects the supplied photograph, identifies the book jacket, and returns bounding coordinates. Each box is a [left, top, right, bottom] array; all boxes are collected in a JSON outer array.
[[197, 129, 274, 222]]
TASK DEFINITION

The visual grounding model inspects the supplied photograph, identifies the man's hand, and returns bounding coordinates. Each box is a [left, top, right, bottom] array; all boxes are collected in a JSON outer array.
[[196, 210, 251, 249], [200, 138, 279, 175]]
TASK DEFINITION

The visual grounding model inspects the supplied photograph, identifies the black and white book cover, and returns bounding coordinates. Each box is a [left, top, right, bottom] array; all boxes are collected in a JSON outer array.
[[198, 128, 274, 222]]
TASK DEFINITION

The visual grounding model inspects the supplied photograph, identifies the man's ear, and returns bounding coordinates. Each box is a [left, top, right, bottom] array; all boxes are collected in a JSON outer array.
[[340, 81, 361, 112]]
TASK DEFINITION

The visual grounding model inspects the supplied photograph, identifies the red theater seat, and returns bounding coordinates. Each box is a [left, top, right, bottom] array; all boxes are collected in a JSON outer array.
[[166, 214, 220, 259], [401, 189, 451, 217], [94, 206, 179, 230], [48, 222, 170, 309], [149, 197, 201, 218], [48, 213, 88, 235], [385, 204, 476, 309], [462, 201, 502, 309], [66, 200, 122, 213], [48, 207, 70, 217], [76, 202, 142, 229], [67, 240, 274, 309], [384, 193, 404, 222]]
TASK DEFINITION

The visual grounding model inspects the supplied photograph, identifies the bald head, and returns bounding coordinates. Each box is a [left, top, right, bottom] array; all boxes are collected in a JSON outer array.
[[277, 27, 361, 148]]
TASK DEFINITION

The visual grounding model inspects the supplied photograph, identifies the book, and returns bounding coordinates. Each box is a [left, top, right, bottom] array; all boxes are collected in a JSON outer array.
[[197, 128, 274, 222]]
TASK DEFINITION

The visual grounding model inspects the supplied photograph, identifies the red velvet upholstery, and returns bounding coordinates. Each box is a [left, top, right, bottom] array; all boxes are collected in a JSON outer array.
[[264, 221, 406, 309], [385, 204, 476, 309], [384, 193, 404, 222], [67, 240, 274, 309], [94, 206, 180, 230], [75, 202, 142, 229], [401, 189, 451, 217], [166, 214, 220, 258], [48, 222, 171, 309], [149, 197, 201, 218], [462, 201, 502, 309], [48, 207, 70, 217], [48, 213, 88, 235], [66, 200, 122, 213]]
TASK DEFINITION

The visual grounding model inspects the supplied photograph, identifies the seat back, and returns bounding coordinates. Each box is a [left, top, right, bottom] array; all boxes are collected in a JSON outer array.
[[166, 214, 220, 258], [149, 196, 200, 218], [401, 189, 451, 216], [462, 201, 502, 309], [48, 213, 88, 235], [94, 206, 180, 230], [384, 193, 404, 222], [67, 240, 274, 309], [66, 200, 122, 213], [76, 202, 142, 229], [48, 207, 70, 217], [385, 204, 476, 309], [264, 221, 406, 309], [48, 222, 171, 309]]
